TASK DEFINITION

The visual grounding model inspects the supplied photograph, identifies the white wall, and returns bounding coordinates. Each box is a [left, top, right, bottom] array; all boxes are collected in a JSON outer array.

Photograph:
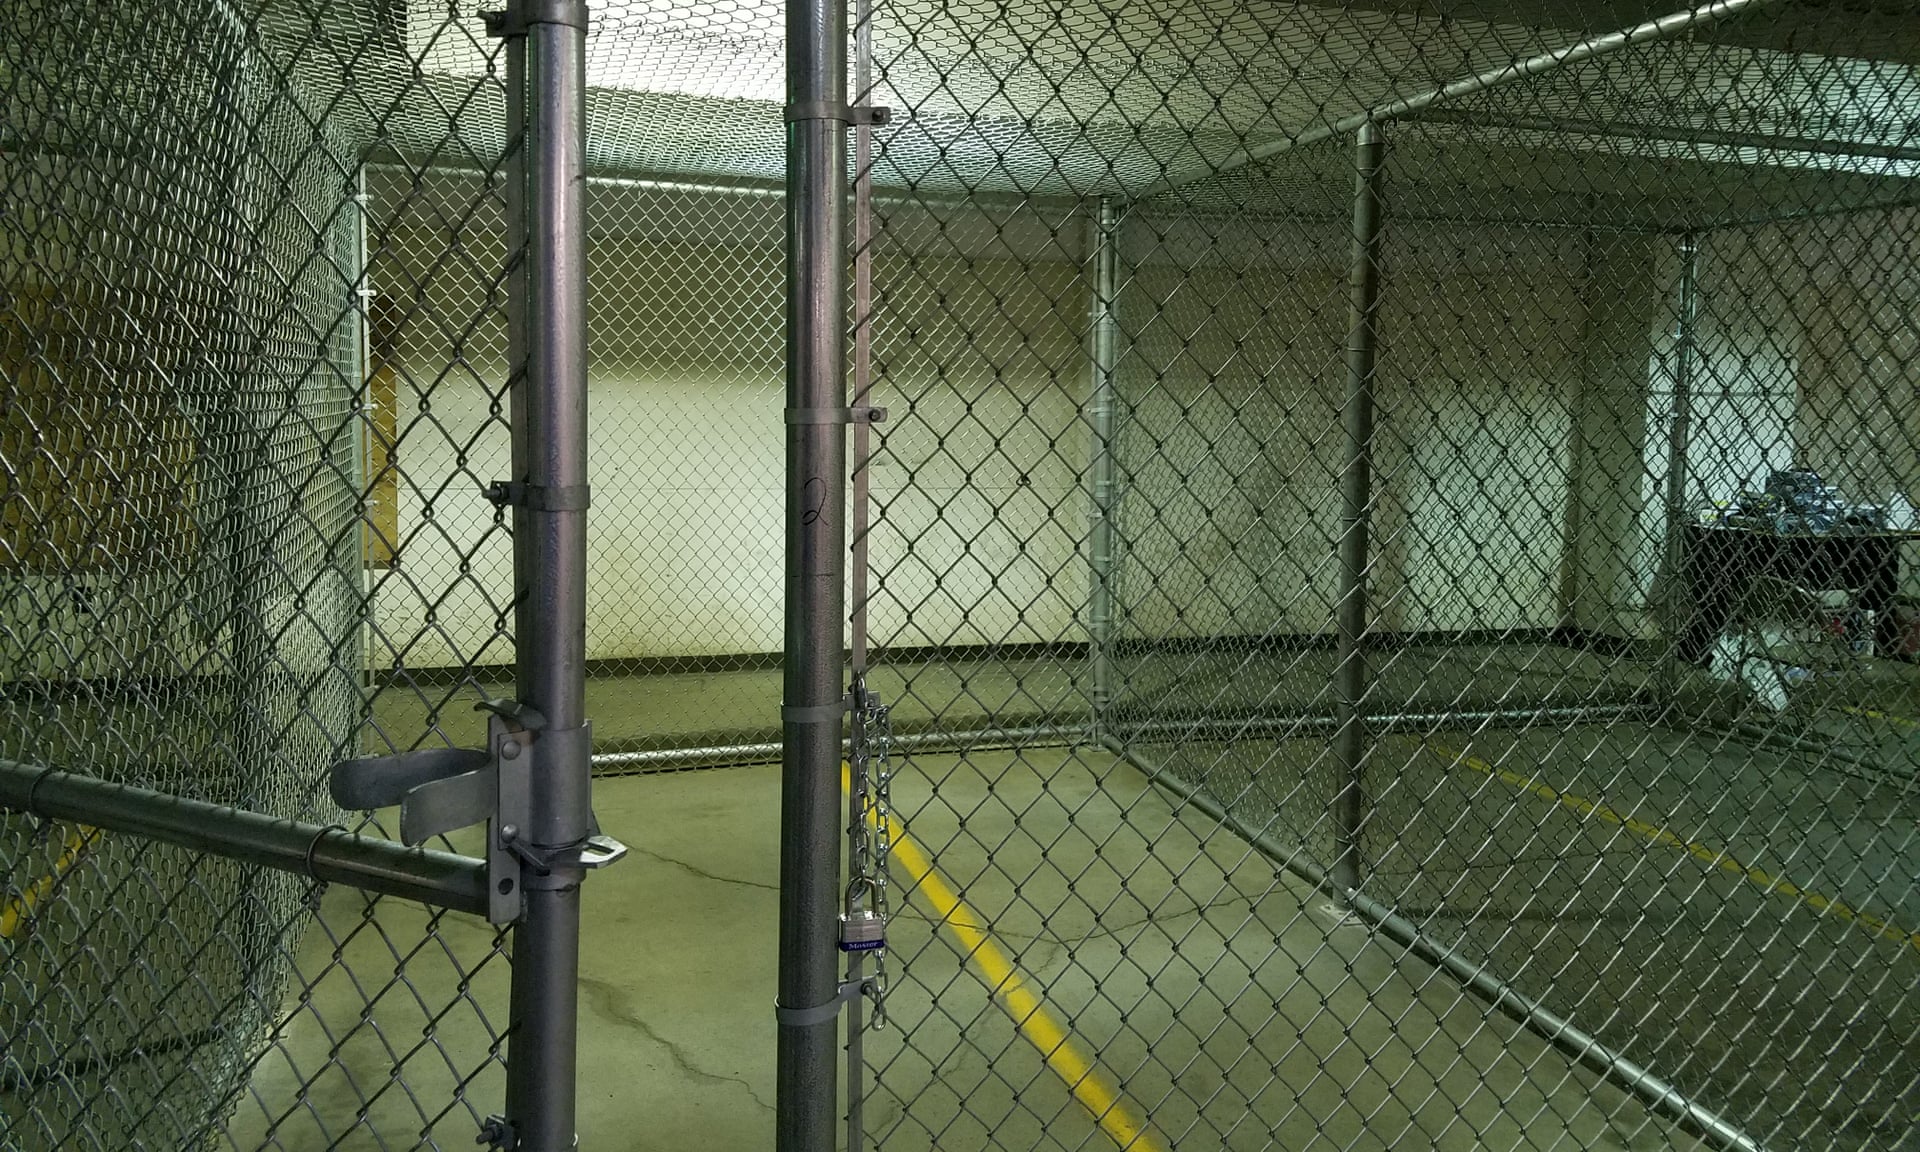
[[375, 179, 1093, 667], [374, 173, 1918, 668], [372, 177, 791, 668], [1565, 235, 1661, 635], [1569, 206, 1920, 630], [1376, 228, 1581, 632], [865, 206, 1093, 650], [1114, 214, 1584, 641]]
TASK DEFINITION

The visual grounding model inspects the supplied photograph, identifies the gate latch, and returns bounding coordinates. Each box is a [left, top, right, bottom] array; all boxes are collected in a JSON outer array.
[[328, 700, 624, 924]]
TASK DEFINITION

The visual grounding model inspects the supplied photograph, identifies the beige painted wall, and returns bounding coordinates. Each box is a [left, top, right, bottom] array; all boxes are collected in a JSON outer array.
[[1567, 205, 1919, 634], [1565, 234, 1661, 635], [375, 183, 1094, 667], [373, 175, 1916, 668], [1114, 215, 1584, 641]]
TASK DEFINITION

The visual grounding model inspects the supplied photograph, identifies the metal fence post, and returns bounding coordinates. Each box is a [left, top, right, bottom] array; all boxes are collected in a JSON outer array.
[[1332, 121, 1386, 896], [1658, 233, 1701, 690], [506, 22, 532, 708], [778, 0, 849, 1144], [1088, 197, 1121, 731], [502, 1, 594, 1148]]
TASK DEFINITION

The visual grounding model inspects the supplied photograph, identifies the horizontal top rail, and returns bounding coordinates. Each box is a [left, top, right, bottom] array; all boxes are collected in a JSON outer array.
[[1128, 0, 1786, 202]]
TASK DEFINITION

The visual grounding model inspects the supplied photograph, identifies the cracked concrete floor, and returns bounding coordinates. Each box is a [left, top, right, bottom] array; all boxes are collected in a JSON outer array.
[[229, 748, 1701, 1151]]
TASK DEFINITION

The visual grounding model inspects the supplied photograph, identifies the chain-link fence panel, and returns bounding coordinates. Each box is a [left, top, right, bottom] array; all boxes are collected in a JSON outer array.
[[843, 2, 1920, 1151], [2, 1, 525, 1147], [581, 180, 789, 765], [374, 175, 791, 768], [363, 1, 798, 771]]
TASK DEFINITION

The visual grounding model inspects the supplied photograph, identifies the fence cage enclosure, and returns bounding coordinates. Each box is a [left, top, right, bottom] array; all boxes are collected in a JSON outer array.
[[2, 0, 1917, 1150]]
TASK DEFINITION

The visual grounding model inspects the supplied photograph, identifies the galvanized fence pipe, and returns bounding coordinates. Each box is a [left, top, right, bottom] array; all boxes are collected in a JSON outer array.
[[507, 24, 532, 709], [1332, 123, 1387, 896], [501, 2, 596, 1147], [590, 703, 1652, 773], [1088, 198, 1122, 731], [778, 0, 851, 1144], [1130, 0, 1786, 200], [0, 761, 490, 916], [1658, 234, 1701, 692], [1407, 108, 1920, 166]]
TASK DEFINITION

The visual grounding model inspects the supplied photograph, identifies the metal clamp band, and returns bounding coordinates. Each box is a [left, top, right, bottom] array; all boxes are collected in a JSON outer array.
[[786, 407, 888, 425], [303, 823, 346, 881], [21, 764, 59, 819], [482, 0, 588, 36], [775, 979, 867, 1027], [782, 697, 851, 723], [783, 103, 893, 126], [486, 481, 591, 511]]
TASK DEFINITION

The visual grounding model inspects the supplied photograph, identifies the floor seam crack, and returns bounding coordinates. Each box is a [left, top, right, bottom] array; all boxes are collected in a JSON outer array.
[[577, 975, 775, 1114]]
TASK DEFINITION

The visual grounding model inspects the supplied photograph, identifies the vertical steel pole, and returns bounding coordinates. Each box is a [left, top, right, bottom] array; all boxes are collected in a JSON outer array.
[[779, 0, 848, 1144], [1332, 122, 1387, 896], [504, 2, 592, 1149], [1088, 198, 1121, 733], [845, 0, 875, 1144], [1659, 234, 1701, 686], [505, 29, 531, 706]]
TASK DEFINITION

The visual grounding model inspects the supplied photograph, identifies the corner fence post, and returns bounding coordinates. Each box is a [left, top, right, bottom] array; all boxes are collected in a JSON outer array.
[[778, 0, 850, 1144], [1332, 121, 1387, 896], [1088, 197, 1121, 732]]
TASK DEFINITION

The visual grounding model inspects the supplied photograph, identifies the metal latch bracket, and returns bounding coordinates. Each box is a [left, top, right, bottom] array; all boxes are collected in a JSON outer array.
[[486, 480, 591, 511], [329, 699, 621, 924]]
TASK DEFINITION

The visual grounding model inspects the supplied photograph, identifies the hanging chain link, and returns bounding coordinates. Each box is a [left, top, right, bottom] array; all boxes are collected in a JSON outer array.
[[844, 677, 894, 1030], [842, 0, 889, 1042]]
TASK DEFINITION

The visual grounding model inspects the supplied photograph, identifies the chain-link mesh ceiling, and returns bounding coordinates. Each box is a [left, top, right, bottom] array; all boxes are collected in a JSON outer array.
[[336, 0, 1917, 218]]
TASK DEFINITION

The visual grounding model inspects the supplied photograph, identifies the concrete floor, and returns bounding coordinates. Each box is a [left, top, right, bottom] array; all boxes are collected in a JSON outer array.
[[1137, 722, 1920, 1150], [11, 645, 1916, 1149], [224, 746, 1715, 1151]]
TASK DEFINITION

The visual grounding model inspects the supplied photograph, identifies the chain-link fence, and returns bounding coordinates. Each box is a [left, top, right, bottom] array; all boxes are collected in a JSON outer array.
[[2, 1, 534, 1147], [371, 170, 794, 768], [6, 0, 1919, 1149], [837, 2, 1920, 1151]]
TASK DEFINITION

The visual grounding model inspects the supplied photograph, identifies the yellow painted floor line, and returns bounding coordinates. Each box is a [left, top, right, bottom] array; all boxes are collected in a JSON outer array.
[[1840, 705, 1920, 731], [1, 824, 102, 941], [845, 766, 1164, 1152], [1428, 744, 1920, 957]]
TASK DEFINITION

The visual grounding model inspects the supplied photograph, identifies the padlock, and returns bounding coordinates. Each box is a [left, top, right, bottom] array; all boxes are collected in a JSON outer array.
[[838, 908, 887, 952]]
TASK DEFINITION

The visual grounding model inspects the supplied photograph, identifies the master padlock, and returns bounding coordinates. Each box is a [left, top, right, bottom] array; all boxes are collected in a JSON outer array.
[[839, 907, 886, 952]]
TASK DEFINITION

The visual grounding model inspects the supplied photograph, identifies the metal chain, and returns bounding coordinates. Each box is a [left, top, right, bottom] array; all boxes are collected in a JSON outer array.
[[844, 676, 893, 1030], [861, 684, 893, 1029], [843, 0, 889, 1042]]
